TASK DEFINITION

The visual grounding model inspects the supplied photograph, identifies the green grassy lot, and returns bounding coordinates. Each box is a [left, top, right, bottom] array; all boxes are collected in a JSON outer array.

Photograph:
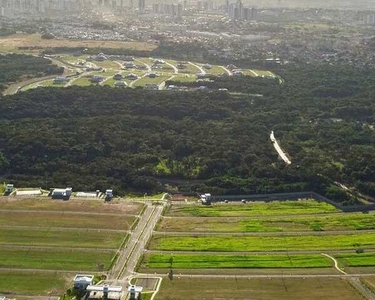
[[141, 253, 332, 269], [0, 272, 68, 296], [133, 74, 170, 87], [149, 233, 375, 252], [158, 212, 375, 232], [0, 198, 143, 214], [0, 211, 136, 230], [362, 277, 375, 295], [72, 77, 93, 86], [154, 277, 363, 300], [172, 74, 197, 82], [0, 228, 126, 249], [0, 248, 115, 271], [203, 65, 226, 76], [179, 63, 200, 74], [167, 200, 339, 217], [38, 79, 66, 87], [94, 60, 120, 69], [103, 78, 130, 87], [336, 253, 375, 267]]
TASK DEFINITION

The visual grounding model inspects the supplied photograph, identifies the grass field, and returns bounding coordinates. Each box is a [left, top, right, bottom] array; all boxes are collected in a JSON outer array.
[[362, 277, 375, 294], [166, 200, 339, 217], [0, 272, 68, 296], [153, 277, 363, 300], [158, 212, 375, 232], [72, 77, 94, 86], [0, 34, 156, 53], [0, 198, 143, 214], [133, 74, 170, 87], [149, 233, 375, 252], [0, 211, 135, 230], [0, 227, 125, 249], [0, 248, 115, 271], [141, 253, 332, 269], [336, 253, 375, 267]]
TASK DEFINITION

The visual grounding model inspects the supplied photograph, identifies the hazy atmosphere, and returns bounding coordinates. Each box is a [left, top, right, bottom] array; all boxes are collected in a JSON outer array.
[[1, 0, 375, 299]]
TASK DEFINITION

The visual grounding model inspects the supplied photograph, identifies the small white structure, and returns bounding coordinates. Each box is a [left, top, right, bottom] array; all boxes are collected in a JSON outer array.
[[105, 189, 113, 201], [16, 189, 42, 196], [5, 184, 14, 193], [51, 187, 72, 200], [201, 193, 212, 205], [203, 63, 212, 69], [128, 285, 143, 300], [73, 274, 94, 290], [87, 284, 122, 300]]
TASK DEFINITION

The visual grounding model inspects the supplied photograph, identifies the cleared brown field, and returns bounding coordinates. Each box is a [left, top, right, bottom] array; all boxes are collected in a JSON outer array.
[[361, 277, 375, 293], [0, 211, 135, 230], [0, 34, 157, 53], [0, 198, 143, 214], [154, 277, 363, 300]]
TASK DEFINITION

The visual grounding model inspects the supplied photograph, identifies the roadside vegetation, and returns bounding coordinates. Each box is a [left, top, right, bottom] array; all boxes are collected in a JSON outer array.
[[0, 53, 63, 91], [158, 211, 375, 232], [141, 253, 332, 269], [166, 200, 338, 217]]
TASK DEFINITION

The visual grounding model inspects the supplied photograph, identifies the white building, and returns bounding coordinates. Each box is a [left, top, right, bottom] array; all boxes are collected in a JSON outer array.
[[73, 274, 94, 290], [51, 187, 72, 200]]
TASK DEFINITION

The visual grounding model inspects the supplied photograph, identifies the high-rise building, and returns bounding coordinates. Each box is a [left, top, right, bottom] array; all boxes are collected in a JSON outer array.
[[138, 0, 145, 12]]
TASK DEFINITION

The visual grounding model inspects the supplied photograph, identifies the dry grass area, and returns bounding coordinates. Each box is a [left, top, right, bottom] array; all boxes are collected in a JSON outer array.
[[0, 34, 157, 53], [0, 198, 144, 214], [0, 210, 135, 230], [361, 277, 375, 293], [154, 277, 363, 300]]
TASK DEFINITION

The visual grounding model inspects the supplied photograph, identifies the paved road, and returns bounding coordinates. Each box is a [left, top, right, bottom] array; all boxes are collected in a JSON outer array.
[[270, 131, 291, 165], [165, 62, 178, 74], [220, 66, 232, 76], [108, 204, 164, 280], [189, 62, 205, 74], [120, 205, 163, 280], [158, 75, 175, 90], [349, 277, 375, 300]]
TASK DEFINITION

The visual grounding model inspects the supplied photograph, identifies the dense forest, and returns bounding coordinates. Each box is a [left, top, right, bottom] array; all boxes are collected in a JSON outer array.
[[0, 54, 63, 91], [0, 63, 374, 204]]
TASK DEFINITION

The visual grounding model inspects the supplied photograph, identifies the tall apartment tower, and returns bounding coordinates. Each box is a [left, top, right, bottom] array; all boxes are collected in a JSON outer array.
[[138, 0, 144, 12]]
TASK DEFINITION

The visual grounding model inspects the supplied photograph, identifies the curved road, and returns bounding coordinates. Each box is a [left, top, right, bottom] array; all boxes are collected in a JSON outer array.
[[270, 131, 291, 165]]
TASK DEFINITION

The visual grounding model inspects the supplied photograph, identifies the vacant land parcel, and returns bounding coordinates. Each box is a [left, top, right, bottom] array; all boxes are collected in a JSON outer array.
[[0, 198, 143, 296], [144, 200, 375, 274], [153, 277, 364, 300]]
